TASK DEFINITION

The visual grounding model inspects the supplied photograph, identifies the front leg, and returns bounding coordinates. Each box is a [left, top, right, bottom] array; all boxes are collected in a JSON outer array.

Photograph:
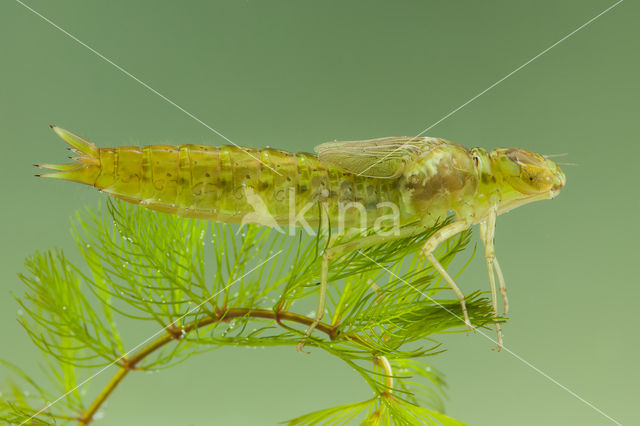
[[479, 208, 504, 350], [420, 219, 473, 329]]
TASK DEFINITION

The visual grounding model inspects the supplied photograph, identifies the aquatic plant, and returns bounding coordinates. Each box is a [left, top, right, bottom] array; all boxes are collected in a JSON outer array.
[[1, 199, 496, 425]]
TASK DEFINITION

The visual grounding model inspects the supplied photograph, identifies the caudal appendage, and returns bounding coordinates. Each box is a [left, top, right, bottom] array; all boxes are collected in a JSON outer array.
[[35, 126, 101, 186]]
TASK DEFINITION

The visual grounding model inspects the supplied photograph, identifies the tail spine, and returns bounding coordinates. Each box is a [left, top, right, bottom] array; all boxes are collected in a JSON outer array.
[[36, 126, 101, 186]]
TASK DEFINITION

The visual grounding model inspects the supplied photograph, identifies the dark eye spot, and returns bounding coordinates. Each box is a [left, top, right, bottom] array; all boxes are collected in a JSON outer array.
[[473, 156, 479, 166]]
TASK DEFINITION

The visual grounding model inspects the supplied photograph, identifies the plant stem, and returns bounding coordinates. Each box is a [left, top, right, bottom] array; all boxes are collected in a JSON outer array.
[[77, 307, 359, 425], [375, 355, 393, 395]]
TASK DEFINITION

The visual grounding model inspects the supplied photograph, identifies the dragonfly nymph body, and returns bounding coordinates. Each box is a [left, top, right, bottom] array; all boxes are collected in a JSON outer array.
[[38, 126, 566, 351]]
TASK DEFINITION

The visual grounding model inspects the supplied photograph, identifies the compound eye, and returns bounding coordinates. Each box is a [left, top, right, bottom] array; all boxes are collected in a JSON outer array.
[[496, 149, 553, 194], [521, 166, 554, 192]]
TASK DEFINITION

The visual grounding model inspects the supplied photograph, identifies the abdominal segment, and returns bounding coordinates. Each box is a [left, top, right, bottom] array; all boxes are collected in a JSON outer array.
[[90, 145, 403, 229]]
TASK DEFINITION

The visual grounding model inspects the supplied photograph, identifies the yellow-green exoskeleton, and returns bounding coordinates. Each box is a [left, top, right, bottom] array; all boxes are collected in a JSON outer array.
[[38, 127, 566, 351]]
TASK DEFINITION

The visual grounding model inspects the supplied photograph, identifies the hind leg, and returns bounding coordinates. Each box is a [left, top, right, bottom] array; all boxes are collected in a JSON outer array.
[[296, 224, 427, 353], [296, 246, 330, 354]]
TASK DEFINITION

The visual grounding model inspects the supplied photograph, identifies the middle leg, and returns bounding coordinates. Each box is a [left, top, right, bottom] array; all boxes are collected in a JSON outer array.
[[420, 219, 474, 329]]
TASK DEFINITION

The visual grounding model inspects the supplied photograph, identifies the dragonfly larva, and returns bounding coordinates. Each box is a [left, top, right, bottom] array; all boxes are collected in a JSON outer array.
[[38, 126, 566, 351]]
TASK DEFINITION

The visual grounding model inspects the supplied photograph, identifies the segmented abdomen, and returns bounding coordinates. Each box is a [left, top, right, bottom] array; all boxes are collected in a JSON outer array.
[[106, 145, 402, 226], [99, 144, 305, 222], [40, 128, 403, 228], [40, 135, 399, 231]]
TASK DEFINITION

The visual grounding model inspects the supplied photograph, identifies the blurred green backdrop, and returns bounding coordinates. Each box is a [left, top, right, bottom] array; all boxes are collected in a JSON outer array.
[[1, 1, 637, 425]]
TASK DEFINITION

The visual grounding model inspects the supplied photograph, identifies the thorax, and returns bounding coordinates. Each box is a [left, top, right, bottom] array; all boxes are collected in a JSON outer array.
[[398, 141, 479, 225]]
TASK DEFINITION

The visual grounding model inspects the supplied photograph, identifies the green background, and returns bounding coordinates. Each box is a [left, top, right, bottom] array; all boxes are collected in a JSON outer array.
[[1, 1, 637, 424]]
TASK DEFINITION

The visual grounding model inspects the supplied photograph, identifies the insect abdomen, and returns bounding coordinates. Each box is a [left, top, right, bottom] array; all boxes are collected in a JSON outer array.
[[39, 127, 404, 226], [99, 144, 299, 220]]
